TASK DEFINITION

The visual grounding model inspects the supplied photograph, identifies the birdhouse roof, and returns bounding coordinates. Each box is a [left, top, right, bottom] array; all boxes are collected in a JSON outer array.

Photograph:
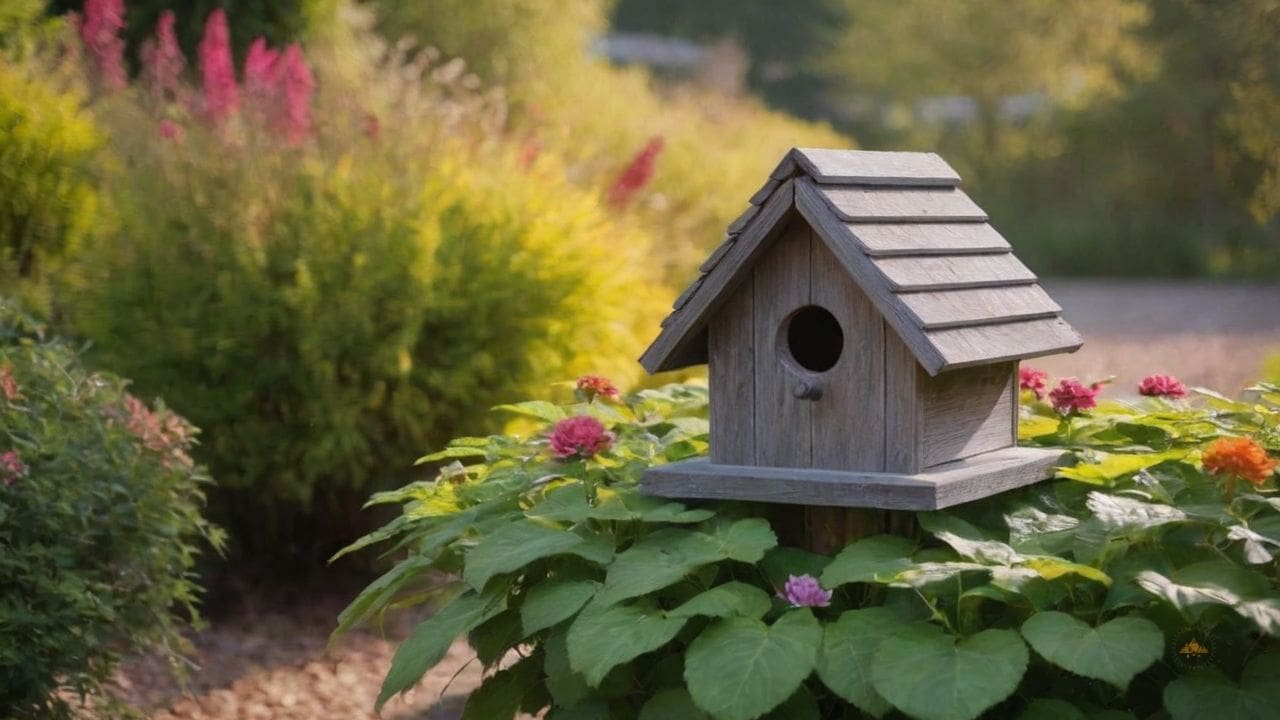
[[640, 148, 1081, 376]]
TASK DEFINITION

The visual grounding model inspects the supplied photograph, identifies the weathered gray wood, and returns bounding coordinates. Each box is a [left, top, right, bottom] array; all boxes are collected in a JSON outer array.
[[754, 217, 812, 467], [709, 280, 755, 465], [750, 177, 782, 205], [671, 275, 705, 311], [816, 186, 987, 222], [846, 223, 1010, 257], [727, 204, 761, 236], [926, 317, 1083, 371], [699, 236, 736, 272], [770, 154, 799, 181], [639, 180, 795, 374], [872, 253, 1036, 292], [640, 446, 1068, 511], [920, 363, 1016, 467], [899, 285, 1061, 329], [882, 327, 922, 474], [792, 148, 961, 186], [811, 234, 885, 471]]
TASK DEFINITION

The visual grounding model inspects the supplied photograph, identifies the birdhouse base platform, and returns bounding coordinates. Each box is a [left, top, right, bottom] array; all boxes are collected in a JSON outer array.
[[641, 446, 1068, 511]]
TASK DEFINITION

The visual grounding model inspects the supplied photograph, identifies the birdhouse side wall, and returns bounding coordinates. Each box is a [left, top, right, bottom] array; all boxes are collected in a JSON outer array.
[[919, 362, 1018, 468]]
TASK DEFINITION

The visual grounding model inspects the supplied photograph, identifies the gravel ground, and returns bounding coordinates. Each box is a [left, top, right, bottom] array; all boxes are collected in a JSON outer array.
[[98, 280, 1280, 719]]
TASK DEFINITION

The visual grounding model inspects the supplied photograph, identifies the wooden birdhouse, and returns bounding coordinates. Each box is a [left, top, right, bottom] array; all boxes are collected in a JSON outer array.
[[640, 149, 1082, 511]]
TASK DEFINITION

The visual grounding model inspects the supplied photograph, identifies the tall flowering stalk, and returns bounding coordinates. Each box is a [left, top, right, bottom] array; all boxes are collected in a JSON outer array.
[[79, 0, 126, 90], [607, 136, 664, 207], [276, 44, 315, 145], [198, 9, 239, 122], [140, 10, 185, 102]]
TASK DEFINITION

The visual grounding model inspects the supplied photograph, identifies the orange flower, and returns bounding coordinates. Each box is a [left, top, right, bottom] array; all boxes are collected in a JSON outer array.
[[1203, 437, 1278, 487]]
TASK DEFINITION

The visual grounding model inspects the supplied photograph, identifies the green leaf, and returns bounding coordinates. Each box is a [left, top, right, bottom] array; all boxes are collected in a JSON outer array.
[[1016, 698, 1087, 720], [816, 608, 906, 718], [709, 518, 778, 562], [887, 561, 990, 588], [521, 580, 600, 636], [548, 700, 610, 719], [684, 610, 822, 720], [596, 528, 723, 605], [1005, 508, 1079, 550], [1058, 450, 1189, 484], [760, 547, 831, 588], [936, 531, 1023, 565], [493, 400, 566, 422], [530, 484, 593, 523], [761, 687, 820, 720], [1020, 612, 1163, 688], [460, 654, 540, 720], [1137, 562, 1280, 634], [1086, 492, 1187, 532], [822, 535, 916, 587], [1163, 668, 1280, 720], [470, 610, 524, 667], [668, 582, 773, 619], [567, 600, 687, 686], [376, 589, 506, 710], [1227, 524, 1280, 564], [1020, 557, 1112, 586], [544, 628, 589, 709], [871, 624, 1028, 720], [639, 689, 710, 720], [464, 519, 591, 591], [640, 501, 715, 524], [418, 445, 488, 463]]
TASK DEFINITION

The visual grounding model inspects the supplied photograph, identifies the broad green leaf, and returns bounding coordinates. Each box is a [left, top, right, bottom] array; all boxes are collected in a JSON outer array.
[[1226, 524, 1280, 564], [521, 580, 600, 636], [376, 589, 506, 710], [871, 624, 1028, 720], [1163, 668, 1280, 720], [596, 528, 723, 605], [492, 400, 566, 422], [1020, 612, 1162, 688], [417, 445, 488, 463], [936, 531, 1023, 565], [567, 600, 687, 686], [816, 608, 906, 718], [547, 700, 610, 719], [822, 535, 916, 587], [530, 484, 592, 523], [1005, 507, 1079, 550], [639, 689, 710, 720], [887, 561, 990, 588], [544, 629, 589, 708], [460, 654, 539, 720], [760, 546, 831, 588], [1136, 563, 1280, 635], [668, 581, 773, 619], [334, 555, 433, 636], [464, 519, 590, 590], [684, 610, 822, 720], [1020, 415, 1064, 442], [470, 610, 524, 666], [1059, 451, 1188, 484], [1017, 698, 1087, 720], [640, 501, 715, 524], [761, 687, 820, 720], [1020, 557, 1111, 586], [1112, 421, 1173, 449], [709, 518, 778, 563], [1086, 492, 1187, 532]]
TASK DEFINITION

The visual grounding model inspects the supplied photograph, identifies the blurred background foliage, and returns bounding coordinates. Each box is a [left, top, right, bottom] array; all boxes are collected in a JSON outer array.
[[2, 0, 1279, 580]]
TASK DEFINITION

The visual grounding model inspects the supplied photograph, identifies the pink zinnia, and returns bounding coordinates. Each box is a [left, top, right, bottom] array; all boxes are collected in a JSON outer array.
[[779, 575, 832, 608], [1139, 374, 1187, 399], [576, 375, 620, 402], [80, 0, 126, 90], [606, 136, 664, 207], [141, 10, 185, 101], [276, 44, 314, 145], [0, 450, 27, 486], [198, 9, 239, 121], [0, 365, 18, 401], [1049, 378, 1100, 415], [549, 416, 614, 459], [1019, 367, 1049, 400]]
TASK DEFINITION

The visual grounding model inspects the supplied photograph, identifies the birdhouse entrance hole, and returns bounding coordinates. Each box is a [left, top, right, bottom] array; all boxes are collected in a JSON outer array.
[[783, 305, 843, 373]]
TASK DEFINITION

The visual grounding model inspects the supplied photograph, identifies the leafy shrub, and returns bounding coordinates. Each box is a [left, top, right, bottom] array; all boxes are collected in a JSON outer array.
[[0, 300, 222, 719], [340, 375, 1280, 719]]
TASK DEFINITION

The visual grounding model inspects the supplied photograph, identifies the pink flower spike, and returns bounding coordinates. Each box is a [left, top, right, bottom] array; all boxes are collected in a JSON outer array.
[[1, 450, 28, 486], [199, 9, 239, 122], [80, 0, 126, 90], [1019, 367, 1048, 401], [1139, 374, 1188, 399], [549, 416, 614, 460], [779, 575, 832, 608], [1049, 378, 1099, 415], [607, 136, 664, 208], [141, 10, 185, 101], [243, 37, 281, 91], [276, 44, 315, 145]]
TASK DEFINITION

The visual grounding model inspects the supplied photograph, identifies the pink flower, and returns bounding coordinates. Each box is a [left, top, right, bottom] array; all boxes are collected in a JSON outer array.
[[80, 0, 126, 90], [141, 10, 185, 101], [0, 365, 19, 401], [363, 112, 381, 140], [549, 416, 614, 459], [158, 118, 184, 140], [607, 136, 664, 208], [276, 44, 314, 145], [199, 9, 239, 122], [243, 37, 281, 91], [1019, 367, 1049, 400], [779, 575, 832, 608], [576, 375, 620, 402], [1049, 378, 1100, 415], [1, 450, 27, 486], [1139, 374, 1187, 399]]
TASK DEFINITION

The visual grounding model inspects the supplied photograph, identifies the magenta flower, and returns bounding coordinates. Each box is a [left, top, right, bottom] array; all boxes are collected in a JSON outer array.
[[779, 575, 832, 608], [276, 44, 315, 145], [79, 0, 126, 90], [549, 416, 614, 459], [1139, 374, 1187, 399], [0, 365, 18, 401], [1049, 378, 1100, 415], [158, 118, 184, 140], [1, 450, 27, 486], [1019, 367, 1049, 400], [607, 136, 664, 208], [141, 10, 185, 101], [243, 37, 281, 91], [198, 9, 239, 122]]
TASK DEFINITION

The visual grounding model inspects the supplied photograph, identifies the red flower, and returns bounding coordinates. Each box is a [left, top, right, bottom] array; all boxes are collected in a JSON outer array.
[[158, 118, 184, 140], [1139, 374, 1187, 399], [576, 375, 620, 402], [0, 365, 18, 401], [199, 9, 239, 122], [606, 136, 664, 208], [243, 37, 281, 92], [1049, 378, 1099, 415], [0, 450, 27, 486], [141, 10, 185, 101], [80, 0, 126, 90], [1019, 367, 1048, 400], [549, 416, 614, 459], [1203, 437, 1278, 487]]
